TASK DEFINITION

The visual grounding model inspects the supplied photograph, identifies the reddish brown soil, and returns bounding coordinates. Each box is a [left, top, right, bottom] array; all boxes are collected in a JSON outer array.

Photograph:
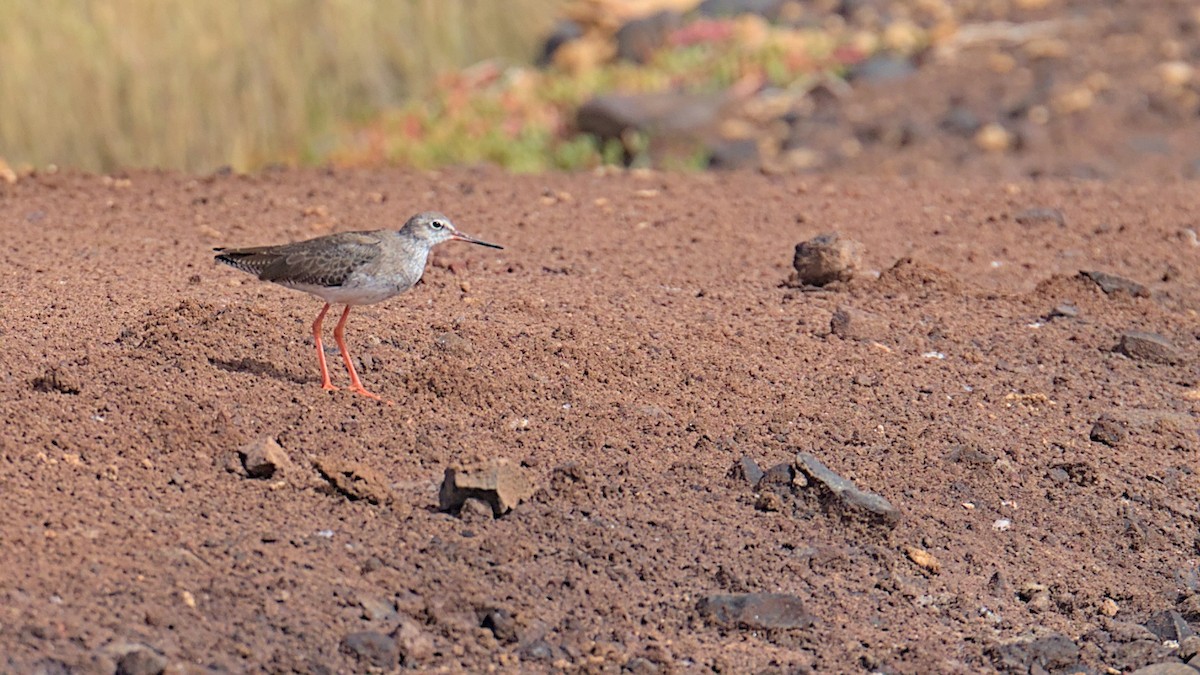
[[2, 166, 1198, 673]]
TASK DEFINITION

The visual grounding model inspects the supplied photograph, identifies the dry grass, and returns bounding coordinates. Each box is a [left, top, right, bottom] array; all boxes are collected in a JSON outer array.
[[0, 0, 563, 172]]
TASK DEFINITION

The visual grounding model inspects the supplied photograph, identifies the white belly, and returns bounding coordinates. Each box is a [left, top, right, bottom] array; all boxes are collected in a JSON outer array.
[[283, 280, 407, 305]]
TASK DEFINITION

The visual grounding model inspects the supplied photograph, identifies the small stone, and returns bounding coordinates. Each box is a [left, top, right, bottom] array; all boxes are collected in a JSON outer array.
[[1117, 331, 1183, 365], [1090, 416, 1126, 447], [696, 593, 813, 630], [340, 631, 398, 670], [1099, 597, 1120, 617], [789, 233, 864, 287], [240, 437, 290, 479], [459, 497, 496, 524], [975, 123, 1012, 152], [1179, 635, 1200, 661], [794, 452, 900, 524], [1014, 207, 1066, 228], [729, 456, 764, 486], [1144, 610, 1195, 642], [1048, 304, 1079, 319], [830, 306, 890, 342], [905, 546, 941, 574], [313, 458, 393, 505], [115, 649, 167, 675], [755, 462, 795, 491], [393, 619, 434, 665], [1082, 270, 1150, 297], [438, 458, 535, 517], [988, 633, 1079, 673], [434, 331, 474, 356], [755, 491, 784, 512], [1017, 582, 1051, 613], [482, 608, 520, 644], [358, 594, 397, 623]]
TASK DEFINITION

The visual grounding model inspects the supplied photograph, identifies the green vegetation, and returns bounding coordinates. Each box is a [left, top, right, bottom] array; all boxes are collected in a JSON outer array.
[[329, 19, 876, 172], [0, 0, 564, 172]]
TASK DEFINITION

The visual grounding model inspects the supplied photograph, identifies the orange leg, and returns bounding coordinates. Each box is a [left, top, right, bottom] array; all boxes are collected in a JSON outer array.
[[333, 305, 391, 404], [312, 303, 337, 391]]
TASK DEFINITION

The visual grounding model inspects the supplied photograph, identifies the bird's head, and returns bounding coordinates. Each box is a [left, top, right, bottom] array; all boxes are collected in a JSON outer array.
[[402, 212, 503, 250]]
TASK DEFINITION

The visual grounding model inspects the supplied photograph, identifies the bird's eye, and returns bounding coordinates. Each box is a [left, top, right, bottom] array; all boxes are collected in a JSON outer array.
[[430, 220, 445, 230]]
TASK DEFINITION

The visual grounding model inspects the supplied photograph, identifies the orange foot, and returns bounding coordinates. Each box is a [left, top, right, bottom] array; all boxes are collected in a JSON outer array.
[[349, 385, 393, 405]]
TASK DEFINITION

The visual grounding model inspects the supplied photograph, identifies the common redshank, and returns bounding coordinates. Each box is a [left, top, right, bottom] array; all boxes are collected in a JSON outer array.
[[214, 211, 503, 401]]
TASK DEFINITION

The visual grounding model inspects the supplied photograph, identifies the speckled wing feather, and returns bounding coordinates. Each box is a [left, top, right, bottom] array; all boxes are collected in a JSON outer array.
[[215, 231, 382, 288]]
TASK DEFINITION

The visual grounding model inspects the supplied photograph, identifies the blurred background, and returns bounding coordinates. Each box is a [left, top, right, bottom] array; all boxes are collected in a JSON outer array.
[[1, 0, 1198, 178]]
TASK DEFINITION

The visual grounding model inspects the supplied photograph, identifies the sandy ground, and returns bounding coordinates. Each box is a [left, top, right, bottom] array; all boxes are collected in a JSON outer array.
[[1, 167, 1198, 673]]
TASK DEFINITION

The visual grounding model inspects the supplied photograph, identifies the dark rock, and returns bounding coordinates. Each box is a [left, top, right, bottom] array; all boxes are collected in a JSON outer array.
[[697, 0, 787, 18], [1144, 610, 1195, 642], [729, 456, 764, 485], [755, 491, 785, 511], [794, 452, 900, 524], [340, 631, 398, 670], [116, 650, 168, 675], [482, 608, 520, 644], [616, 11, 681, 63], [1081, 270, 1149, 297], [789, 233, 864, 287], [439, 458, 535, 517], [696, 593, 813, 629], [1112, 640, 1174, 672], [313, 458, 393, 505], [830, 306, 889, 342], [537, 20, 583, 67], [577, 92, 726, 157], [707, 138, 760, 170], [1089, 416, 1126, 447], [988, 633, 1080, 673], [945, 446, 996, 467], [240, 436, 289, 479], [941, 105, 981, 137], [1014, 207, 1066, 228], [756, 462, 795, 491], [848, 54, 917, 83], [1117, 331, 1183, 365], [103, 644, 166, 675]]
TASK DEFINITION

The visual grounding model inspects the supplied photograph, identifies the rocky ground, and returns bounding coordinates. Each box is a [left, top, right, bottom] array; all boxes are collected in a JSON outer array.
[[1, 165, 1198, 674], [4, 2, 1200, 673]]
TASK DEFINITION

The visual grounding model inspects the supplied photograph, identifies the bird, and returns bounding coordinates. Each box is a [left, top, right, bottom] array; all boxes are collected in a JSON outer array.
[[214, 211, 503, 402]]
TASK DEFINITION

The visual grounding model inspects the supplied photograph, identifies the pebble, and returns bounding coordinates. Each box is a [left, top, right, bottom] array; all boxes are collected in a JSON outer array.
[[1082, 270, 1150, 297], [312, 458, 394, 505], [1090, 416, 1126, 446], [974, 123, 1012, 152], [1014, 207, 1066, 228], [340, 631, 398, 670], [794, 452, 900, 524], [438, 458, 536, 517], [394, 619, 435, 664], [729, 456, 764, 486], [696, 593, 813, 630], [789, 233, 864, 287], [988, 633, 1079, 673], [1117, 331, 1183, 365], [1129, 664, 1200, 675], [239, 436, 290, 479]]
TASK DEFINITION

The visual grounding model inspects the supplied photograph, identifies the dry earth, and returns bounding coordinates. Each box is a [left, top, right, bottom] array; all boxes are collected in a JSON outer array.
[[1, 167, 1199, 673]]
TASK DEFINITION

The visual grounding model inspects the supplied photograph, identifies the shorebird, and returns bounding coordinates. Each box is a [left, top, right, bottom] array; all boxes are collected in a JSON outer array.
[[214, 211, 503, 402]]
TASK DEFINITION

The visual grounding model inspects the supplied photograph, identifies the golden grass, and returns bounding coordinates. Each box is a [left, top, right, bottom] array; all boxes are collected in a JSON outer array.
[[0, 0, 564, 172]]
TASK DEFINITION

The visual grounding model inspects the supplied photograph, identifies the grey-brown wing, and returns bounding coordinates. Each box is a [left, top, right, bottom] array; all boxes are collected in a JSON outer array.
[[216, 231, 382, 287]]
